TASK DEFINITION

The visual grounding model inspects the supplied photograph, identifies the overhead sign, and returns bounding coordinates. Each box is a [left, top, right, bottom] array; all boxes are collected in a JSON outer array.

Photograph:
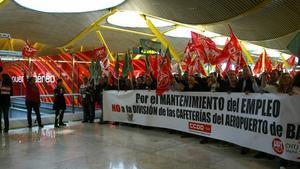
[[0, 50, 23, 57], [0, 33, 11, 39], [140, 39, 161, 52]]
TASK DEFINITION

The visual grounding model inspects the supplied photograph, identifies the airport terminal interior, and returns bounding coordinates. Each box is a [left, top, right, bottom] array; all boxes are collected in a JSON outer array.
[[0, 0, 299, 169]]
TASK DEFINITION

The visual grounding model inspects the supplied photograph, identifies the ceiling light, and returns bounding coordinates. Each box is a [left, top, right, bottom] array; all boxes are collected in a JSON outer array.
[[165, 27, 200, 38], [107, 11, 173, 28], [14, 0, 125, 13], [243, 42, 262, 52], [165, 26, 221, 38], [211, 36, 228, 46]]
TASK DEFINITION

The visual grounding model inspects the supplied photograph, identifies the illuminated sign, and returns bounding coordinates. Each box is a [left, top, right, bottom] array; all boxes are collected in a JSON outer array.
[[0, 33, 11, 38], [141, 49, 158, 55], [0, 50, 22, 57], [12, 72, 56, 84]]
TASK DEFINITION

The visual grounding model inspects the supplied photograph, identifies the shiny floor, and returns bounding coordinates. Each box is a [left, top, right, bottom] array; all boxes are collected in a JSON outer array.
[[0, 122, 298, 169]]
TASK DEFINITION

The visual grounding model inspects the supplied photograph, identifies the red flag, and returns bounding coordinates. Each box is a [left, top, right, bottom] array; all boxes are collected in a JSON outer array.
[[156, 49, 173, 96], [222, 59, 233, 78], [235, 53, 247, 74], [191, 32, 221, 64], [253, 50, 272, 74], [183, 40, 194, 65], [193, 56, 207, 77], [286, 55, 296, 67], [290, 68, 296, 77], [146, 54, 161, 78], [275, 62, 283, 71], [264, 50, 272, 72], [188, 57, 207, 77], [93, 47, 106, 60], [22, 41, 37, 57], [215, 64, 222, 75], [253, 53, 263, 74], [94, 47, 111, 75], [212, 26, 242, 65]]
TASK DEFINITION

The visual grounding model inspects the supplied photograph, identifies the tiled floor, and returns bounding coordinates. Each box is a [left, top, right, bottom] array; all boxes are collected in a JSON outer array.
[[0, 122, 299, 169]]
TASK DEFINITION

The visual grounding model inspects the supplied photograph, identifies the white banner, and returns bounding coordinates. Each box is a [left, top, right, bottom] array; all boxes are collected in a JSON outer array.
[[103, 90, 300, 162]]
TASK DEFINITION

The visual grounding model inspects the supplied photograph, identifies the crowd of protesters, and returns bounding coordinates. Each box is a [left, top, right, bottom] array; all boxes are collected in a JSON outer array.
[[88, 66, 300, 95], [1, 64, 299, 168], [79, 65, 299, 169]]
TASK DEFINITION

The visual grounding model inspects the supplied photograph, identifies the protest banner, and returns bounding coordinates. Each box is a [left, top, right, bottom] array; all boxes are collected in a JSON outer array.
[[103, 90, 300, 161]]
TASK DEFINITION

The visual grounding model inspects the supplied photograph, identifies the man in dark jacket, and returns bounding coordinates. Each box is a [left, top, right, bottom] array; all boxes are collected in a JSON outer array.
[[53, 79, 67, 128]]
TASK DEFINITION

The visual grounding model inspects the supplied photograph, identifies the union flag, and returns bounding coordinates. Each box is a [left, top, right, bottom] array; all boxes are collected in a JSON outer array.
[[22, 41, 37, 57]]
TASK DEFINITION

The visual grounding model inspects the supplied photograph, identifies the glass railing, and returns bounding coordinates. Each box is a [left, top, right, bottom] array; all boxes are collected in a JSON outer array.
[[9, 93, 83, 119]]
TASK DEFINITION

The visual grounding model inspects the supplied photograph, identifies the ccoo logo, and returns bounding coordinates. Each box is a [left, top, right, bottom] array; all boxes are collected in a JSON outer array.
[[272, 138, 284, 155]]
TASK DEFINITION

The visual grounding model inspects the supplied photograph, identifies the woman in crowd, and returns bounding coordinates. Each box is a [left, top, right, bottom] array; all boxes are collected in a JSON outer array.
[[24, 73, 43, 128], [0, 74, 13, 133], [225, 70, 240, 92], [53, 79, 67, 128]]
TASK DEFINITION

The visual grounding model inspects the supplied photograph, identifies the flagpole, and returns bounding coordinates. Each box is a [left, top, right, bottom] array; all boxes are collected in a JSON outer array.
[[129, 50, 134, 88], [117, 52, 120, 92], [28, 57, 31, 76], [71, 50, 75, 114], [262, 49, 265, 72]]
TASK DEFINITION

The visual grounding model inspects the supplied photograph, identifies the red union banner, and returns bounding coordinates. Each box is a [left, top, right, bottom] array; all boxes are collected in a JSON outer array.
[[104, 90, 300, 162]]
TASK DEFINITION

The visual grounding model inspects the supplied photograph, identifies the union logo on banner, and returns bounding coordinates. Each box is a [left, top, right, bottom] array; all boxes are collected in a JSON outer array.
[[272, 138, 285, 155]]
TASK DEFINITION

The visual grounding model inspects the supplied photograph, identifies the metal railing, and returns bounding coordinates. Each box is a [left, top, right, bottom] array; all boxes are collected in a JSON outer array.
[[9, 93, 83, 119]]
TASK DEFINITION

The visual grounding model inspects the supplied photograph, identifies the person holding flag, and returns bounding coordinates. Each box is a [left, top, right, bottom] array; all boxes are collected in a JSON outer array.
[[156, 48, 173, 96]]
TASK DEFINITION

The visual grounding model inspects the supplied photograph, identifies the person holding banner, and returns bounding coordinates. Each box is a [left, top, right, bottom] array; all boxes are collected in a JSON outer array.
[[207, 73, 222, 92], [293, 73, 300, 93], [238, 65, 260, 155], [260, 70, 282, 93], [53, 79, 67, 128], [184, 76, 201, 91], [136, 75, 146, 89], [239, 65, 260, 94], [275, 73, 298, 169], [145, 75, 156, 90], [225, 70, 240, 92]]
